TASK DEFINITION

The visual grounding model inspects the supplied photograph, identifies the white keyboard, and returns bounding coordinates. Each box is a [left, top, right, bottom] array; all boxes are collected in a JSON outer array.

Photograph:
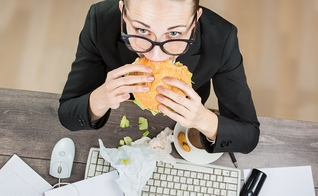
[[85, 147, 241, 196]]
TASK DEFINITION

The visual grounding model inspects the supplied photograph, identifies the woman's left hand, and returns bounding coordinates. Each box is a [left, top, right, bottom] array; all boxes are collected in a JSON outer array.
[[156, 77, 218, 140]]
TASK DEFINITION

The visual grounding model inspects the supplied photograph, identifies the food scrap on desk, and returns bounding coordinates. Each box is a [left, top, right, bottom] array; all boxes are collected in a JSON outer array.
[[98, 127, 175, 196]]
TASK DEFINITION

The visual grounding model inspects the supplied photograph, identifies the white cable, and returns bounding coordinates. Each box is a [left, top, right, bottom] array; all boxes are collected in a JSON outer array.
[[51, 178, 80, 196]]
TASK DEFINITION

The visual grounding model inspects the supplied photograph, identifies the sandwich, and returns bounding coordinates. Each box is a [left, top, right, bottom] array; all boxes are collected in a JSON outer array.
[[128, 57, 192, 115]]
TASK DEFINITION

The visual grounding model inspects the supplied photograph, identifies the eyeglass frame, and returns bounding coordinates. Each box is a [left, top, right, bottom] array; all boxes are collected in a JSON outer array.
[[120, 4, 198, 56]]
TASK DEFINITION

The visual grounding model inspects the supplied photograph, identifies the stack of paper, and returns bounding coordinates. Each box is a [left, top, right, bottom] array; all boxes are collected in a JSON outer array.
[[0, 154, 52, 196]]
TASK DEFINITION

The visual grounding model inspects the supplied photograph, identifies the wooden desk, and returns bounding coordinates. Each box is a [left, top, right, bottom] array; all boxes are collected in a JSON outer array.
[[1, 88, 317, 194]]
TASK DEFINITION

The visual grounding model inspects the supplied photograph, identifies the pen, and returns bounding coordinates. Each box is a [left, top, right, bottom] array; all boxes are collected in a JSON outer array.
[[229, 152, 238, 168]]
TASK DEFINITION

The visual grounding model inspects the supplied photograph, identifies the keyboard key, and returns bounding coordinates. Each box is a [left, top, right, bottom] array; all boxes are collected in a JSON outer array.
[[170, 189, 177, 195], [201, 186, 207, 193], [164, 168, 171, 174], [222, 170, 230, 176], [214, 188, 220, 195], [158, 167, 164, 173], [187, 178, 193, 184], [160, 174, 167, 181], [227, 183, 237, 190], [174, 182, 181, 189], [142, 185, 149, 192], [154, 179, 160, 186], [91, 151, 98, 163], [211, 174, 217, 181], [187, 184, 194, 191], [177, 170, 184, 176], [161, 180, 167, 188], [167, 174, 173, 181], [96, 165, 103, 171], [147, 179, 154, 185], [213, 181, 219, 188], [214, 169, 222, 175], [97, 158, 104, 165], [230, 171, 238, 178], [164, 188, 170, 194], [149, 186, 156, 193], [157, 187, 163, 194], [223, 176, 238, 184], [217, 175, 223, 182], [174, 176, 180, 183], [228, 190, 237, 196], [177, 190, 183, 196], [203, 173, 210, 180], [207, 187, 214, 194], [200, 179, 206, 186], [168, 181, 174, 188], [191, 172, 197, 178]]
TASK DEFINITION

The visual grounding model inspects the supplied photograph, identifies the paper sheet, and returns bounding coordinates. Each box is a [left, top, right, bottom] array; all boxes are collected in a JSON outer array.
[[44, 171, 124, 196], [0, 154, 52, 196], [243, 166, 316, 196]]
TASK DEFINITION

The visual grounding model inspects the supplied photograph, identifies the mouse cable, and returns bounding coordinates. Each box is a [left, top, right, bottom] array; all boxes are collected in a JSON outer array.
[[51, 177, 80, 196]]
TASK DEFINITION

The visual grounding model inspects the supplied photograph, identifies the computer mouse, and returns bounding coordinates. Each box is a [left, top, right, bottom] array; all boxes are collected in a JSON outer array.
[[49, 137, 75, 179]]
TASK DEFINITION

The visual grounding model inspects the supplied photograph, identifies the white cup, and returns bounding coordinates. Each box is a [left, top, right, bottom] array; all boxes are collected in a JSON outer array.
[[185, 127, 204, 151]]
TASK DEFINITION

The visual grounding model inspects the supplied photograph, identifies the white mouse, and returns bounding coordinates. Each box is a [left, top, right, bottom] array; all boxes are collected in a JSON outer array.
[[49, 137, 75, 179]]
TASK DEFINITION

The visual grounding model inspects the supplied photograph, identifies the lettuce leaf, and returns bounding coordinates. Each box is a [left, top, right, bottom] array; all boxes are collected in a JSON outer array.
[[120, 115, 129, 128], [138, 117, 148, 130], [133, 98, 147, 110]]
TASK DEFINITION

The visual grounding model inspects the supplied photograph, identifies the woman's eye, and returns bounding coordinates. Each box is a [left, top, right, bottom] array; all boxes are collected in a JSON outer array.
[[137, 29, 149, 35], [169, 31, 181, 38]]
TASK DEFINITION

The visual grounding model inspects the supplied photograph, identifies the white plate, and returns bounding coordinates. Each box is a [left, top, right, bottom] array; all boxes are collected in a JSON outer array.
[[173, 123, 223, 165]]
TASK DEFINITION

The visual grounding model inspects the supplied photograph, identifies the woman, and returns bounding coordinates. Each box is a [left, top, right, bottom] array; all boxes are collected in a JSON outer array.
[[58, 0, 260, 154]]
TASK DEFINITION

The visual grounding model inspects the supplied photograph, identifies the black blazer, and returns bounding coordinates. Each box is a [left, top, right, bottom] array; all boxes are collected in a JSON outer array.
[[58, 0, 260, 154]]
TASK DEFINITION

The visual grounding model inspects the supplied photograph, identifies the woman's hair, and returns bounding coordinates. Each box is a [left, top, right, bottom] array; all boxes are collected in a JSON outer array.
[[122, 0, 200, 16]]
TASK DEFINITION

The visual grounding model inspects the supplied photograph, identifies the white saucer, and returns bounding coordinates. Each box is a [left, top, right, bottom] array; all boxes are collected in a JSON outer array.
[[173, 123, 223, 165]]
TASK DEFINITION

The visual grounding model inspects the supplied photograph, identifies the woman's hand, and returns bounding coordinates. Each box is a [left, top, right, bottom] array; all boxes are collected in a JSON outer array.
[[89, 63, 154, 121], [156, 77, 218, 140]]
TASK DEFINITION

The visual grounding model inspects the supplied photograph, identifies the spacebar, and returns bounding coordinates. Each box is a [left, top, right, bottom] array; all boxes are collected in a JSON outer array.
[[174, 163, 213, 173]]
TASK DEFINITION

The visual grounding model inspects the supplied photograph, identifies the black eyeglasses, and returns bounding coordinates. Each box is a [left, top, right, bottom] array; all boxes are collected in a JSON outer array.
[[121, 5, 197, 56]]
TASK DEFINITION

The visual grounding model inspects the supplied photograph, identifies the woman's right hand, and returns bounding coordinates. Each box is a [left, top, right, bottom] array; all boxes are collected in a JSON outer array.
[[89, 63, 154, 121]]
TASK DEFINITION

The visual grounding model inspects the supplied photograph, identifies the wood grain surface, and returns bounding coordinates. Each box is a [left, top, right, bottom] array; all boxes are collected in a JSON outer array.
[[0, 88, 317, 193]]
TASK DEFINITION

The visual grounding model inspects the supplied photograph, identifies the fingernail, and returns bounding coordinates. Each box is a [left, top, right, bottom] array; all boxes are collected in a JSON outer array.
[[156, 94, 164, 101], [146, 67, 152, 73], [142, 86, 149, 91], [147, 76, 154, 81], [162, 77, 171, 83], [158, 104, 165, 111], [157, 86, 164, 93]]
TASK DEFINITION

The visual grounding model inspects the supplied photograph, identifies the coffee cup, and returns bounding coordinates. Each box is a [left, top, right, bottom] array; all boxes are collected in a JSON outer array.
[[185, 127, 204, 151]]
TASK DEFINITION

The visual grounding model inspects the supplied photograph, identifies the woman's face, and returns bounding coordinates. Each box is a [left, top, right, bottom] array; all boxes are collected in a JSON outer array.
[[120, 0, 201, 62]]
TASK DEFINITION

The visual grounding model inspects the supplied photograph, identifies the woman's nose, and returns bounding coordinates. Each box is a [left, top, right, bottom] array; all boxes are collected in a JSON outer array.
[[145, 46, 171, 62]]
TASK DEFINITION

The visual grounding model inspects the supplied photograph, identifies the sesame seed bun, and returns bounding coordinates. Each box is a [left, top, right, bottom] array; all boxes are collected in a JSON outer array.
[[130, 57, 192, 115]]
